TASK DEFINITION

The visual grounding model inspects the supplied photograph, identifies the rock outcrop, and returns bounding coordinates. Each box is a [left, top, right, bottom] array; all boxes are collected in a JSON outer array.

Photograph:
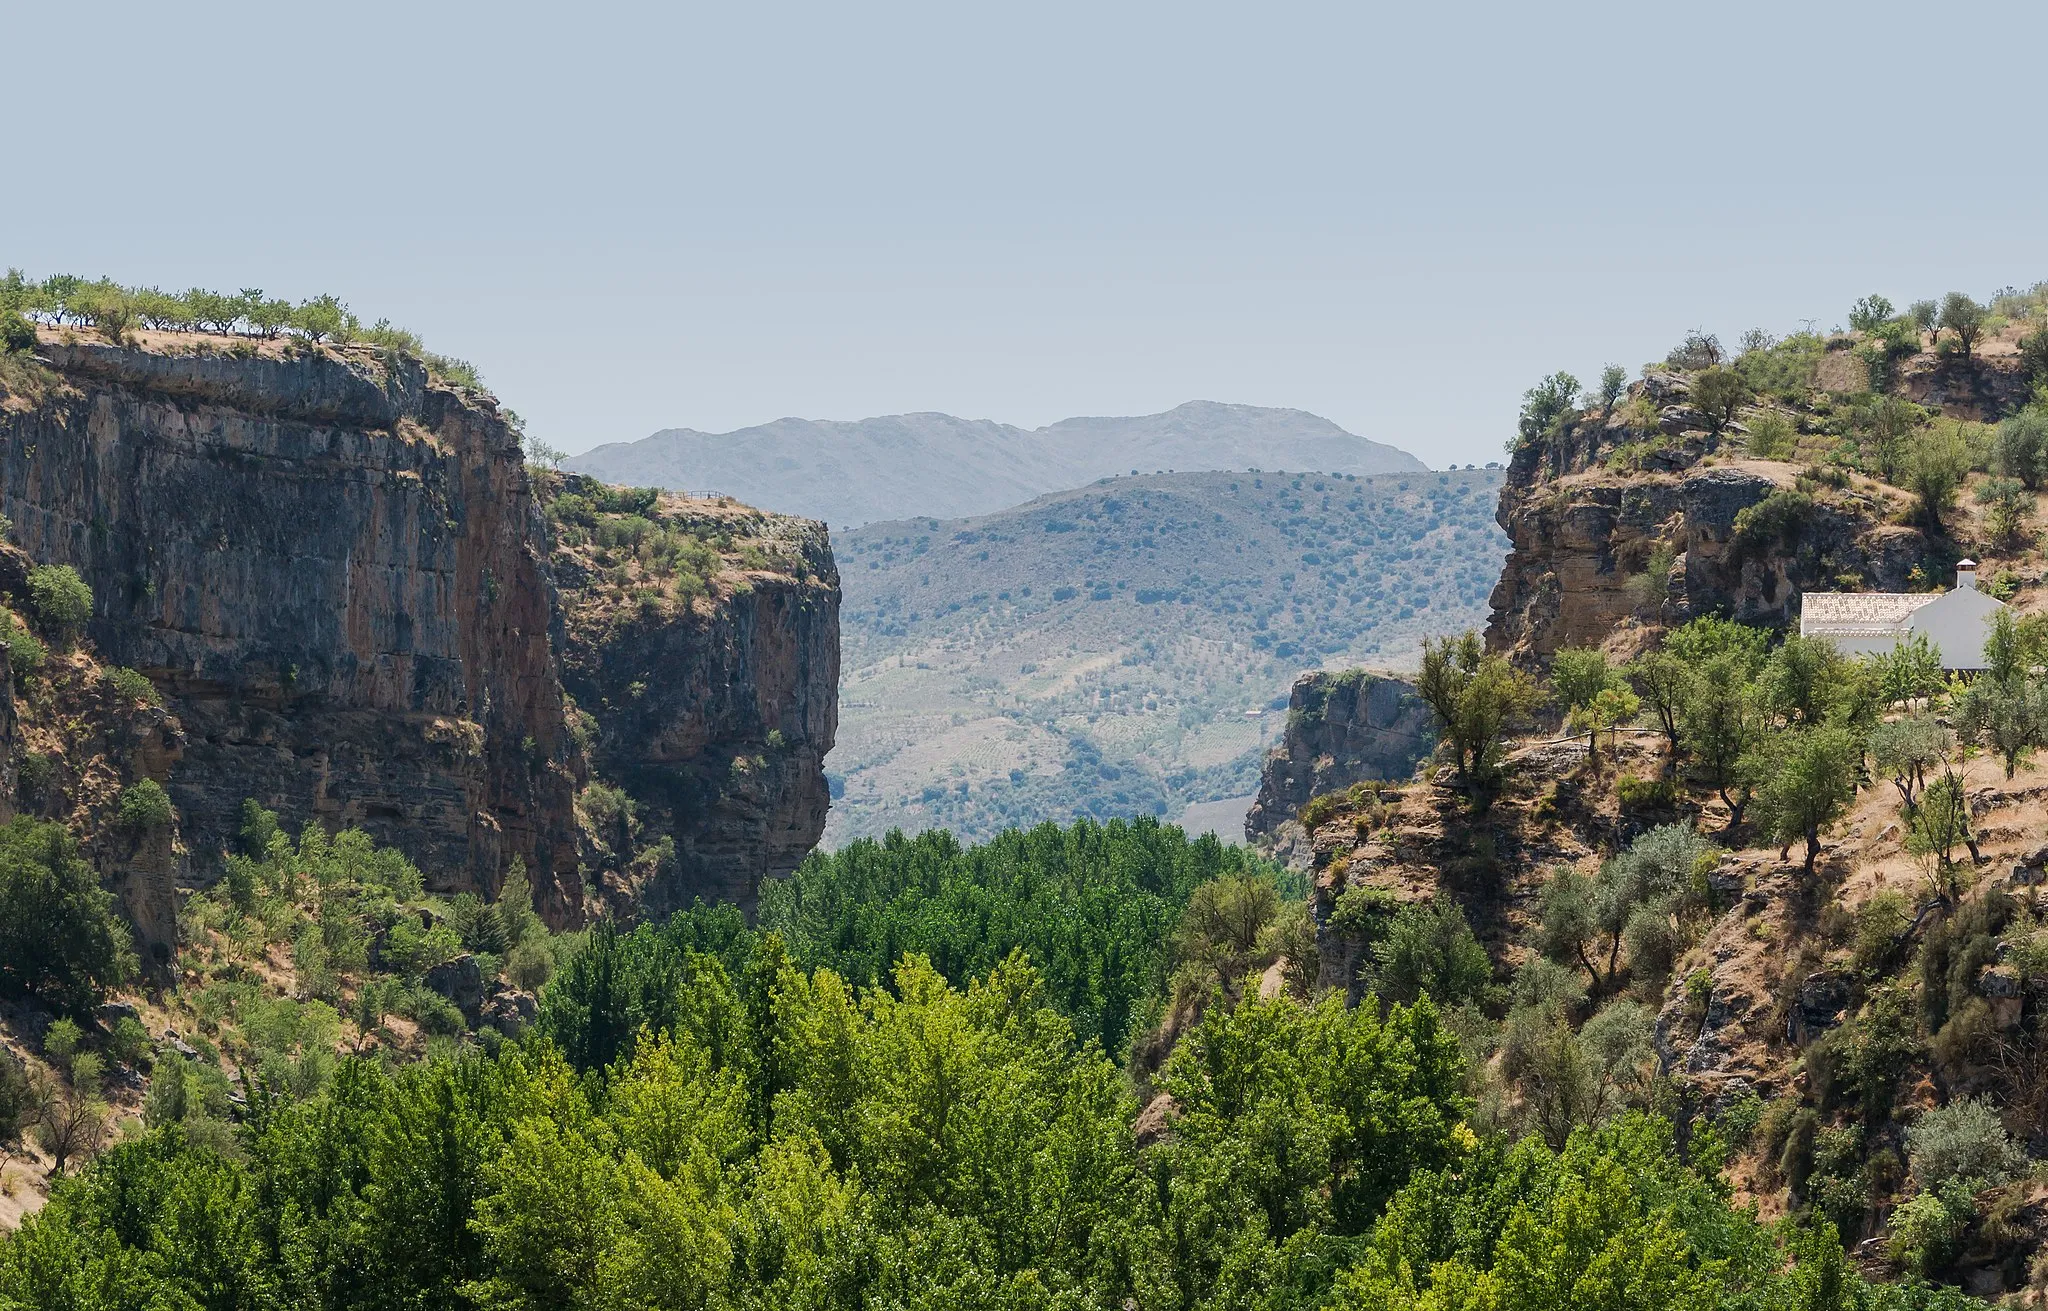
[[546, 484, 839, 918], [1485, 372, 1927, 668], [0, 334, 838, 925], [1244, 670, 1434, 853]]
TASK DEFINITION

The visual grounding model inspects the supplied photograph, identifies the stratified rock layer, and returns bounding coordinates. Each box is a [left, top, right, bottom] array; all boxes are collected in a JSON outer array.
[[0, 338, 837, 922]]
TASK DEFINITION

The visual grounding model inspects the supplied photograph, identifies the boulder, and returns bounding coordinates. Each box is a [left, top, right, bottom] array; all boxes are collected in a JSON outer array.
[[480, 986, 538, 1035], [1788, 971, 1852, 1046], [425, 954, 486, 1022]]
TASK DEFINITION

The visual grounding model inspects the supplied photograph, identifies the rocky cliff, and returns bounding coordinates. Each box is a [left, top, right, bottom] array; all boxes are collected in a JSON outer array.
[[1243, 669, 1434, 861], [1485, 367, 1929, 668], [0, 332, 838, 927], [540, 474, 839, 918]]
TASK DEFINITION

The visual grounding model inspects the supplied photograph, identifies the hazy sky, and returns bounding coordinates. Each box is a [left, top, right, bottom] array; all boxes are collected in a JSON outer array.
[[9, 1, 2046, 468]]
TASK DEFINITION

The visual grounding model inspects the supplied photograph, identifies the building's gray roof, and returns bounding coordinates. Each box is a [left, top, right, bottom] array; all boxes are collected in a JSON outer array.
[[1799, 592, 1934, 637]]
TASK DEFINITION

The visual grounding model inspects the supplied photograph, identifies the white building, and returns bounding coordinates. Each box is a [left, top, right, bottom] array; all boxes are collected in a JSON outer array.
[[1798, 561, 2006, 670]]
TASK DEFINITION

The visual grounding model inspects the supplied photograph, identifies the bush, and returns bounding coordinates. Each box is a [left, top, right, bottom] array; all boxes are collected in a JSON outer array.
[[43, 1016, 82, 1071], [117, 779, 174, 830], [109, 1015, 148, 1068], [1691, 367, 1748, 434], [0, 311, 34, 354], [506, 938, 555, 991], [1616, 776, 1677, 811], [0, 818, 132, 1015], [1370, 896, 1493, 1008], [1743, 408, 1797, 460], [1906, 1096, 2026, 1193], [106, 667, 159, 705], [0, 613, 46, 679], [26, 564, 92, 636], [1888, 1183, 1975, 1276], [1993, 407, 2048, 490], [1852, 891, 1912, 976]]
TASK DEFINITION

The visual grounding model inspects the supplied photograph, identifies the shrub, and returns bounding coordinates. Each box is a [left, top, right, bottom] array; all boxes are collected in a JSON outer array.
[[105, 666, 159, 705], [43, 1016, 82, 1071], [1732, 489, 1814, 557], [1743, 408, 1797, 460], [109, 1015, 148, 1068], [1666, 331, 1723, 371], [1852, 891, 1912, 976], [506, 938, 555, 991], [26, 564, 92, 637], [1993, 407, 2048, 490], [1906, 1096, 2026, 1193], [1888, 1183, 1975, 1276], [0, 613, 46, 678], [1939, 292, 1986, 357], [1616, 776, 1677, 811], [1370, 896, 1493, 1008], [1515, 372, 1581, 449], [117, 779, 175, 830], [0, 311, 34, 354], [1549, 647, 1616, 712], [1690, 367, 1748, 434]]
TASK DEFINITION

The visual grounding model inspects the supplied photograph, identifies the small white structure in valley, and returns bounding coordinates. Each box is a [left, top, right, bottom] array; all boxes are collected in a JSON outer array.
[[1798, 561, 2006, 670]]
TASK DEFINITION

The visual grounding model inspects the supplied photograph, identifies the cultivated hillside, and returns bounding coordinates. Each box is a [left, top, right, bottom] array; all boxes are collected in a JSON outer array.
[[567, 399, 1425, 526], [827, 467, 1508, 844]]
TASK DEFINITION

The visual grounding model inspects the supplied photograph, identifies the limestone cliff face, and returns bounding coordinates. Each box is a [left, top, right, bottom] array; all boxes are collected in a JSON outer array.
[[548, 494, 838, 918], [0, 336, 839, 925], [1244, 670, 1433, 861], [1485, 372, 1926, 668]]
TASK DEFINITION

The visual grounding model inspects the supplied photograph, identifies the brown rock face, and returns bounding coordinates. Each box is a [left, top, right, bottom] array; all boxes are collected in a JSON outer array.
[[554, 516, 839, 918], [1245, 670, 1434, 858], [0, 338, 839, 924], [1485, 393, 1926, 669]]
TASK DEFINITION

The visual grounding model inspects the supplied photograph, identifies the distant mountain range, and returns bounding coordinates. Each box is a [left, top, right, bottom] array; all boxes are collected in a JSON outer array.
[[565, 401, 1426, 526], [824, 467, 1508, 846]]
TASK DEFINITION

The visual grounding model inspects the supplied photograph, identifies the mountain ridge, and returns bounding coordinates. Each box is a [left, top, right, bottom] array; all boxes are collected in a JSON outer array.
[[567, 399, 1427, 526]]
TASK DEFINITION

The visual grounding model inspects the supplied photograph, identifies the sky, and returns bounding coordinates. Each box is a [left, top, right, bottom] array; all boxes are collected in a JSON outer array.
[[7, 0, 2047, 469]]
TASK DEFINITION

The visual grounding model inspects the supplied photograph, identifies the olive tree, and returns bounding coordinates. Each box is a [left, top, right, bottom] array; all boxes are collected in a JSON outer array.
[[1939, 292, 1986, 358], [1416, 632, 1542, 802]]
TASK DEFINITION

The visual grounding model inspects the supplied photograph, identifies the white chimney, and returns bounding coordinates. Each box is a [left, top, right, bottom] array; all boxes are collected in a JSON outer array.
[[1956, 559, 1977, 590]]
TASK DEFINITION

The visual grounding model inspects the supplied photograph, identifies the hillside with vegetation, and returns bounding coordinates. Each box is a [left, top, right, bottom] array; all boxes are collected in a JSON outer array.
[[827, 466, 1509, 845], [566, 400, 1426, 527], [4, 266, 2047, 1308], [1270, 282, 2048, 1303]]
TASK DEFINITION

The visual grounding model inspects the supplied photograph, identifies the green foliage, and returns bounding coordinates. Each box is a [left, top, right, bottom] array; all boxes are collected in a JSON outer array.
[[1515, 371, 1580, 450], [1906, 1097, 2025, 1194], [0, 611, 46, 678], [43, 1016, 82, 1071], [1549, 646, 1617, 712], [0, 310, 33, 354], [1370, 896, 1493, 1009], [1598, 363, 1628, 411], [1938, 292, 1986, 357], [1956, 662, 2048, 779], [26, 563, 92, 637], [1991, 406, 2048, 489], [1853, 891, 1913, 977], [1851, 294, 1897, 333], [1747, 722, 1862, 874], [1417, 631, 1542, 799], [1888, 1183, 1976, 1278], [105, 665, 160, 704], [1976, 475, 2033, 549], [0, 818, 132, 1015], [1735, 331, 1825, 400], [1871, 634, 1945, 706], [1691, 366, 1748, 434], [757, 816, 1273, 1055], [117, 778, 175, 830], [1870, 713, 1949, 811], [1904, 422, 1973, 532], [1733, 488, 1815, 557], [1744, 406, 1798, 459]]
